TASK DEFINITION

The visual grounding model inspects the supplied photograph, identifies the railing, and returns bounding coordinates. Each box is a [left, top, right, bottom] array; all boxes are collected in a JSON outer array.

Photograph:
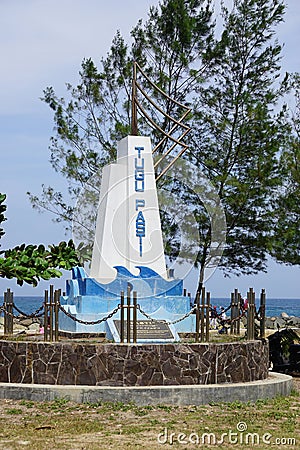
[[0, 286, 267, 343], [43, 286, 61, 342], [119, 287, 138, 344], [194, 287, 210, 342], [3, 288, 13, 335], [230, 289, 241, 336]]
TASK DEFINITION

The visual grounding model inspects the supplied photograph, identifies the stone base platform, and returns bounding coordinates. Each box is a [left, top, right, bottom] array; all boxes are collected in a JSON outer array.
[[0, 373, 292, 405], [0, 340, 269, 386]]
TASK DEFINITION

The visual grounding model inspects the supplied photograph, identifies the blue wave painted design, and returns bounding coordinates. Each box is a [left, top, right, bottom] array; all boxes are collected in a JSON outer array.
[[135, 266, 161, 278], [113, 266, 138, 278], [62, 267, 193, 332], [69, 266, 183, 298]]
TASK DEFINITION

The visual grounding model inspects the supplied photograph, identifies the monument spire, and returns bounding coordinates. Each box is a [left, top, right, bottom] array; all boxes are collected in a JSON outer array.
[[131, 61, 138, 136], [129, 61, 191, 180]]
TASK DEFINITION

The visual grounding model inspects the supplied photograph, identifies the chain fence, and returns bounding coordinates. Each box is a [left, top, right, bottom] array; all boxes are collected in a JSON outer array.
[[12, 303, 45, 318], [58, 304, 121, 325], [1, 286, 266, 342], [136, 304, 197, 325]]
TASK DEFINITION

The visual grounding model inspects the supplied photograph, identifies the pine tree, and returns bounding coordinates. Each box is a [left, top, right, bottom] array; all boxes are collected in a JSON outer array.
[[28, 0, 298, 292]]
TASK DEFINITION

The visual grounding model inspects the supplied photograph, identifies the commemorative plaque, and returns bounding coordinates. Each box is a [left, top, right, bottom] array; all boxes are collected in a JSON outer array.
[[114, 319, 173, 340]]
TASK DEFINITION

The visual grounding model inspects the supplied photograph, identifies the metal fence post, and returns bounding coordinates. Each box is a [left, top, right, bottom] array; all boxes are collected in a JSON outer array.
[[49, 285, 54, 342], [43, 290, 49, 342], [54, 289, 60, 342], [3, 290, 8, 335], [230, 292, 234, 335], [230, 289, 239, 335], [205, 291, 210, 342], [120, 291, 125, 343], [195, 292, 200, 342], [200, 287, 205, 341], [260, 289, 266, 339], [127, 284, 131, 343], [4, 289, 13, 335], [133, 291, 137, 344], [237, 292, 241, 335], [247, 288, 255, 340]]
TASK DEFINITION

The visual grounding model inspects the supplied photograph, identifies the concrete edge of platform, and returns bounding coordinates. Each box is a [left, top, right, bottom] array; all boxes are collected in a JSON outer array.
[[0, 372, 293, 406]]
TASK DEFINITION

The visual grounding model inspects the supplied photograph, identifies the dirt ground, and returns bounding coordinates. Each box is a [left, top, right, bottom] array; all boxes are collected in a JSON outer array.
[[0, 377, 299, 450]]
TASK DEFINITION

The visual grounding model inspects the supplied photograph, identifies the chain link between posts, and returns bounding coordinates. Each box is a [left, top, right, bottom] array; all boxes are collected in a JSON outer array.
[[0, 300, 250, 325], [136, 304, 197, 325], [0, 302, 44, 319], [0, 292, 264, 334], [137, 304, 250, 327], [58, 304, 121, 325], [12, 303, 44, 318]]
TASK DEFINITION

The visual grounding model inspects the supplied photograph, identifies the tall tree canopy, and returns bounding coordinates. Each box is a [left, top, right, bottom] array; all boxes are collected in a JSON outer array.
[[28, 0, 299, 293], [270, 73, 300, 265], [188, 0, 288, 290]]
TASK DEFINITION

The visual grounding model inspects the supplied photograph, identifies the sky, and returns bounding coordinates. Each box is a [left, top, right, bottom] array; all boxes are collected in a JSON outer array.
[[0, 0, 299, 299]]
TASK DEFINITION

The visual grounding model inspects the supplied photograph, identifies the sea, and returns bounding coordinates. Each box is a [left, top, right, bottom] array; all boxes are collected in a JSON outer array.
[[1, 296, 300, 318]]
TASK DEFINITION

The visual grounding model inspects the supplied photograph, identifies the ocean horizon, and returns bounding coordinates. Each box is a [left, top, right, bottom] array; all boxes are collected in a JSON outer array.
[[1, 296, 300, 319]]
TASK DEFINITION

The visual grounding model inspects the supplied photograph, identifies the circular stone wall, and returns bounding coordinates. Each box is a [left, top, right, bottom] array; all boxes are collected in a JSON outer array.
[[0, 340, 268, 386]]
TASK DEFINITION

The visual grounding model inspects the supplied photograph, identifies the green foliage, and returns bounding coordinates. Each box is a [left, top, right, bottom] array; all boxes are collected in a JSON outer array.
[[0, 240, 78, 287], [188, 0, 288, 285], [0, 193, 79, 286], [269, 73, 300, 265]]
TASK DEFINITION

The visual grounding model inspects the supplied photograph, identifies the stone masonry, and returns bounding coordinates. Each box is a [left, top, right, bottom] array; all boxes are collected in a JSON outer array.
[[0, 340, 269, 386]]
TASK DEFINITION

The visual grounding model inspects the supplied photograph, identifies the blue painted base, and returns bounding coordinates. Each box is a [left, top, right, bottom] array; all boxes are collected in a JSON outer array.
[[59, 267, 195, 334]]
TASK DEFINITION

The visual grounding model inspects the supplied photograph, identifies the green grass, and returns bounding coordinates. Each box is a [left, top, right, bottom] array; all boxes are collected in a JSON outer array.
[[5, 408, 23, 415], [0, 389, 299, 449]]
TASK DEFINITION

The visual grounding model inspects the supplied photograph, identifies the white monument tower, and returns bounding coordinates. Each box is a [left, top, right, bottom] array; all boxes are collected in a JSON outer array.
[[90, 135, 167, 282], [90, 61, 190, 283], [59, 62, 193, 335]]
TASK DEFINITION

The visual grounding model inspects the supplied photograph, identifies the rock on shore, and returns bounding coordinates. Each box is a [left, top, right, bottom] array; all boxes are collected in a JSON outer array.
[[265, 313, 300, 330], [0, 316, 42, 335]]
